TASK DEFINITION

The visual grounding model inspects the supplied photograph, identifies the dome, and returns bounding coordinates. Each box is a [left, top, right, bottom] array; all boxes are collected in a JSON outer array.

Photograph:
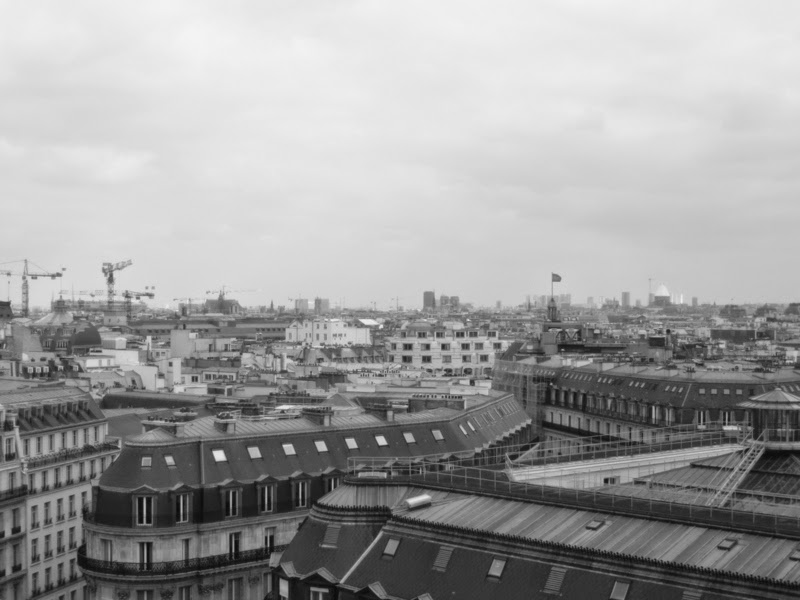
[[69, 322, 102, 348], [654, 284, 670, 298]]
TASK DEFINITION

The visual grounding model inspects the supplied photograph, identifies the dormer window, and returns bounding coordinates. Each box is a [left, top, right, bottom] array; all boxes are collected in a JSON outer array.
[[135, 496, 154, 526]]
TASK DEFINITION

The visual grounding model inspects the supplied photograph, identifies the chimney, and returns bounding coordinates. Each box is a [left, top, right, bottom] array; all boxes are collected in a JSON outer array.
[[214, 412, 237, 434], [301, 406, 332, 426], [365, 405, 394, 422]]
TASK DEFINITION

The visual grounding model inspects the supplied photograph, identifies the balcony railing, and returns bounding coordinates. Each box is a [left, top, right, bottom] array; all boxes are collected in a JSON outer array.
[[25, 442, 119, 470], [78, 543, 287, 577], [10, 526, 21, 535], [0, 486, 28, 504]]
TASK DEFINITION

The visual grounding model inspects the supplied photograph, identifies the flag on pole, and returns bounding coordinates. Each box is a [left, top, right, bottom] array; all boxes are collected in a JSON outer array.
[[551, 273, 562, 282]]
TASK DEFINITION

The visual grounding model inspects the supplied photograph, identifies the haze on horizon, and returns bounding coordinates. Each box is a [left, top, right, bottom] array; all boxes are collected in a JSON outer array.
[[2, 1, 800, 311]]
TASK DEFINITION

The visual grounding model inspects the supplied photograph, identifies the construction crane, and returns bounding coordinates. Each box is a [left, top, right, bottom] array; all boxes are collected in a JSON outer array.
[[121, 288, 155, 320], [0, 259, 66, 317], [102, 259, 132, 310]]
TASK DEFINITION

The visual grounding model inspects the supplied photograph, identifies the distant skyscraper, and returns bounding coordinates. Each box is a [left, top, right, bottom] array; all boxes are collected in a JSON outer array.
[[635, 299, 642, 308], [440, 295, 450, 309], [314, 297, 330, 315], [621, 291, 631, 308], [423, 291, 436, 310], [587, 296, 594, 308], [692, 296, 699, 307], [450, 296, 460, 310], [496, 300, 502, 310]]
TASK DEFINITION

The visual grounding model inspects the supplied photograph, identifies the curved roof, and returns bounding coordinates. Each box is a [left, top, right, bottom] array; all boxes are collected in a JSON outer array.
[[70, 323, 101, 347], [737, 388, 800, 410], [654, 284, 670, 298]]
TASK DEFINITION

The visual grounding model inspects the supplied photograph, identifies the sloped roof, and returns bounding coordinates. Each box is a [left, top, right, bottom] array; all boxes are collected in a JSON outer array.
[[737, 388, 800, 410]]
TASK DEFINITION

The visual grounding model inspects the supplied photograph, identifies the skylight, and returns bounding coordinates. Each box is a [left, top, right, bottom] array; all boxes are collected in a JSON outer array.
[[403, 432, 416, 444], [487, 558, 506, 579], [141, 456, 152, 468], [382, 538, 400, 558], [467, 421, 476, 432], [164, 455, 176, 467], [345, 437, 358, 450], [211, 449, 227, 463], [314, 440, 328, 453], [282, 443, 296, 456], [431, 429, 444, 441], [459, 424, 468, 436], [375, 435, 388, 447], [247, 446, 262, 459], [610, 580, 630, 600]]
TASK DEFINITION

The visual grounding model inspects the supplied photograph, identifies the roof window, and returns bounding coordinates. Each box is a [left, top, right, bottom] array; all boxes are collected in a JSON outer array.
[[585, 519, 606, 531], [459, 424, 468, 436], [431, 429, 444, 441], [543, 566, 567, 595], [382, 538, 400, 559], [212, 449, 227, 463], [321, 524, 341, 548], [610, 580, 630, 600], [403, 432, 416, 444], [282, 443, 296, 457], [467, 421, 476, 432], [487, 557, 506, 579], [433, 546, 454, 571], [345, 437, 358, 450], [247, 446, 262, 459], [375, 435, 388, 447], [141, 456, 152, 468], [164, 455, 176, 467], [314, 440, 329, 453], [717, 538, 738, 551]]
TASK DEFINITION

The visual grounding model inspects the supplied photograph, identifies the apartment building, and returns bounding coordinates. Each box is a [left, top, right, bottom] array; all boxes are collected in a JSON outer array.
[[78, 391, 533, 600], [384, 321, 510, 376], [0, 386, 119, 600]]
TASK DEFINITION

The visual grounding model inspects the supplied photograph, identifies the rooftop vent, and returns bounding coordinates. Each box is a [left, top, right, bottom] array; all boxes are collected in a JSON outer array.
[[404, 494, 432, 511]]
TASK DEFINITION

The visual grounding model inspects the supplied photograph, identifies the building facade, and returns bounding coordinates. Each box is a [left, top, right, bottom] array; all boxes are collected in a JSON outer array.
[[384, 322, 509, 376], [0, 386, 118, 600], [284, 319, 371, 347]]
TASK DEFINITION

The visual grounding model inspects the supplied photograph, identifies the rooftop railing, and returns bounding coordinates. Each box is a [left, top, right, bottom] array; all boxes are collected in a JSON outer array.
[[345, 451, 800, 540]]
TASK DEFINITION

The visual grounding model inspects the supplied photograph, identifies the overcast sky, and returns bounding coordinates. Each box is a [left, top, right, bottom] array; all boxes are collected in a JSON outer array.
[[2, 1, 799, 311]]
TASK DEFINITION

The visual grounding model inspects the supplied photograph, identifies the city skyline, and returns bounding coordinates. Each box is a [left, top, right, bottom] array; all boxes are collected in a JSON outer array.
[[3, 2, 800, 309]]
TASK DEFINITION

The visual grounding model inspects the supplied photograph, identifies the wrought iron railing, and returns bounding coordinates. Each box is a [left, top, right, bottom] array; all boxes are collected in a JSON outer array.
[[25, 443, 119, 469], [77, 544, 287, 577]]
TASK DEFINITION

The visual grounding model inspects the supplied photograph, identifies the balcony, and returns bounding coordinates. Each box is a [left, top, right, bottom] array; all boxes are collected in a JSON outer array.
[[44, 550, 53, 558], [57, 546, 65, 554], [10, 526, 21, 535], [31, 521, 40, 529], [4, 452, 16, 461], [78, 543, 287, 577], [44, 518, 52, 526], [31, 555, 40, 563], [12, 564, 21, 573], [0, 486, 27, 505], [69, 542, 77, 550], [41, 485, 50, 492], [69, 511, 77, 518], [25, 442, 119, 470]]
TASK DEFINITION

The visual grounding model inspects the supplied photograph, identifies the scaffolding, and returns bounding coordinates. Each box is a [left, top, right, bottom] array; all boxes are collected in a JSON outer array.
[[492, 359, 554, 440]]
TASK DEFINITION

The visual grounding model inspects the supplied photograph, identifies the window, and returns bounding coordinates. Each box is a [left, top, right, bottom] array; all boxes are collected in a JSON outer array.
[[479, 355, 489, 362], [402, 356, 413, 363], [57, 499, 64, 521], [441, 343, 451, 351], [475, 342, 484, 350], [31, 505, 38, 528], [610, 580, 630, 600], [345, 437, 358, 450], [403, 343, 413, 351], [422, 355, 432, 363], [247, 446, 262, 459], [487, 557, 506, 579], [179, 586, 192, 600], [264, 526, 276, 552], [246, 476, 269, 511], [459, 424, 468, 436], [228, 532, 241, 559], [164, 455, 176, 467], [467, 421, 476, 432], [461, 343, 470, 351], [431, 429, 444, 441], [212, 449, 227, 463], [293, 480, 308, 508], [382, 538, 400, 558], [403, 432, 416, 444], [138, 541, 153, 571], [141, 456, 152, 468], [44, 501, 51, 524], [68, 495, 75, 517], [374, 435, 388, 447], [136, 496, 153, 526], [224, 489, 239, 517], [442, 355, 452, 363], [422, 343, 431, 351], [314, 440, 328, 453], [68, 527, 75, 549], [310, 588, 331, 600], [325, 477, 340, 493], [176, 493, 190, 523], [462, 355, 471, 363], [282, 443, 296, 456]]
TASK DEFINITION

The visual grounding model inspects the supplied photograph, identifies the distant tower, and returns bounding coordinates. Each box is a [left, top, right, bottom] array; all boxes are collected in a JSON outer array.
[[692, 296, 699, 308], [423, 291, 436, 311], [621, 291, 631, 308]]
